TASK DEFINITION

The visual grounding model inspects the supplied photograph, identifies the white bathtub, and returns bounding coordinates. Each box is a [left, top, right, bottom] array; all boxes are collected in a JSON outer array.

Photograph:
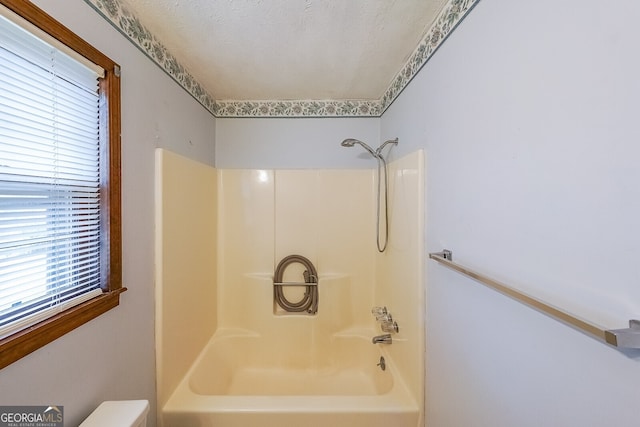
[[162, 328, 419, 427]]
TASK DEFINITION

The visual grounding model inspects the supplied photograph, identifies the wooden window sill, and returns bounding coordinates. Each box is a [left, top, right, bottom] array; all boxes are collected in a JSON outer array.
[[0, 288, 127, 370]]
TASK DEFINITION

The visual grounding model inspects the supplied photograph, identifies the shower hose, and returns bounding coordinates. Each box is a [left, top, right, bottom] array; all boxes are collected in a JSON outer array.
[[273, 254, 318, 314]]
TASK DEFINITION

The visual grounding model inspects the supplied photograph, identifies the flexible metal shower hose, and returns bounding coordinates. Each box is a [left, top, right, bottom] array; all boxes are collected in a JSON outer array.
[[273, 254, 318, 314]]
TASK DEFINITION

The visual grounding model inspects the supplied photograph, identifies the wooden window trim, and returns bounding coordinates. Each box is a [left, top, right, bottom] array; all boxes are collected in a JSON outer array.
[[0, 0, 124, 369]]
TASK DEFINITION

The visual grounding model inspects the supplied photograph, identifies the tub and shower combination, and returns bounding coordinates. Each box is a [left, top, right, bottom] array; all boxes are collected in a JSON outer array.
[[156, 147, 424, 426]]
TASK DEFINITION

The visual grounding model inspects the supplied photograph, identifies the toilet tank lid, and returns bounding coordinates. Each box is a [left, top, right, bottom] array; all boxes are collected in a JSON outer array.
[[79, 400, 149, 427]]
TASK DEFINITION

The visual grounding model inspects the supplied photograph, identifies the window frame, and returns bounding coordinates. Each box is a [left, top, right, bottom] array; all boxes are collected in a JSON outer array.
[[0, 0, 123, 369]]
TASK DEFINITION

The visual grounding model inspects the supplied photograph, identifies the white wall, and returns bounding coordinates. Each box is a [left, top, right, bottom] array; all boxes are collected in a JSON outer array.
[[382, 0, 640, 426], [0, 1, 216, 426], [216, 117, 379, 168]]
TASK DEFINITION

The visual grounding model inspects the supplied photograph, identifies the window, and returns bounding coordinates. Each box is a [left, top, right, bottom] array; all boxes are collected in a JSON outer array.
[[0, 0, 123, 369]]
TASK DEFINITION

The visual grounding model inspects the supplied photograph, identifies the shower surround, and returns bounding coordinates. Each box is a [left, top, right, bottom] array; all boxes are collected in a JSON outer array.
[[155, 148, 424, 426]]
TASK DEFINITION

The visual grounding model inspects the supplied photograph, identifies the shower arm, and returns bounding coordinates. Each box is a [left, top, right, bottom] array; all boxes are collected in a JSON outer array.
[[341, 138, 398, 160], [375, 138, 399, 157]]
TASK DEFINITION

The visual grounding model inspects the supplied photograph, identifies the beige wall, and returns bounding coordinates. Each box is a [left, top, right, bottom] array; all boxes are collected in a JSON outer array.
[[155, 149, 218, 410], [216, 169, 376, 334], [374, 150, 425, 411]]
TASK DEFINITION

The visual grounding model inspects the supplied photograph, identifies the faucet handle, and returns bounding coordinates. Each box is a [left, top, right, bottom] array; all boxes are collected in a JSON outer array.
[[372, 334, 393, 344], [371, 306, 387, 317], [381, 320, 399, 333], [376, 313, 393, 323]]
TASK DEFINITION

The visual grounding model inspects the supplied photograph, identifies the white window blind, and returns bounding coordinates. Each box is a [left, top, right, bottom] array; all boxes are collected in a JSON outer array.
[[0, 13, 105, 339]]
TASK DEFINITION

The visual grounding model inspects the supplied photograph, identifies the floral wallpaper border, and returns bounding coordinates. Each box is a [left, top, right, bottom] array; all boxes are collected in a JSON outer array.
[[212, 99, 382, 118], [83, 0, 478, 118], [380, 0, 479, 114]]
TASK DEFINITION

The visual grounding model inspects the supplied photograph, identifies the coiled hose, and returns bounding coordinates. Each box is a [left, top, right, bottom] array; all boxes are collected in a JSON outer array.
[[273, 254, 318, 314]]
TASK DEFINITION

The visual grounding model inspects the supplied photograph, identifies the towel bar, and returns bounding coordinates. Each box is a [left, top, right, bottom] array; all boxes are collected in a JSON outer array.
[[273, 282, 318, 287], [429, 249, 640, 349]]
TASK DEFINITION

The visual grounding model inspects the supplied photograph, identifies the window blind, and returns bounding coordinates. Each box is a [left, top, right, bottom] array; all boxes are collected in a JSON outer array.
[[0, 13, 105, 339]]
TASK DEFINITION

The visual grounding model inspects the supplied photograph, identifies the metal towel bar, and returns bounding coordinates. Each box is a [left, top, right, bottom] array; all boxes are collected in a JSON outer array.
[[273, 282, 318, 287], [429, 249, 640, 349]]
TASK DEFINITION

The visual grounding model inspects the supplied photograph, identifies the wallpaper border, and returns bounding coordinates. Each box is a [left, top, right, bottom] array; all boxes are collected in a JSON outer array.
[[83, 0, 479, 118]]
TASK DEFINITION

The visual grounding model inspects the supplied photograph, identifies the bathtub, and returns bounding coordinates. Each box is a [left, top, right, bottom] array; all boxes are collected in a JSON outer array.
[[162, 328, 420, 427]]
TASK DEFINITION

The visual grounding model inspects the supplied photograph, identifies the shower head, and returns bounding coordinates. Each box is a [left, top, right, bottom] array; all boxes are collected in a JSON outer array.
[[340, 136, 398, 253], [340, 138, 377, 157], [340, 138, 358, 147]]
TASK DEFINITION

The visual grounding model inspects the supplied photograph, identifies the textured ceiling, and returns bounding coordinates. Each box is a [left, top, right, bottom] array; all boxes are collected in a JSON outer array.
[[85, 0, 479, 116], [116, 0, 448, 101]]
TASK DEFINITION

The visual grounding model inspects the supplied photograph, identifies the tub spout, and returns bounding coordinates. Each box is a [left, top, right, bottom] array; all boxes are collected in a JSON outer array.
[[372, 334, 392, 344]]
